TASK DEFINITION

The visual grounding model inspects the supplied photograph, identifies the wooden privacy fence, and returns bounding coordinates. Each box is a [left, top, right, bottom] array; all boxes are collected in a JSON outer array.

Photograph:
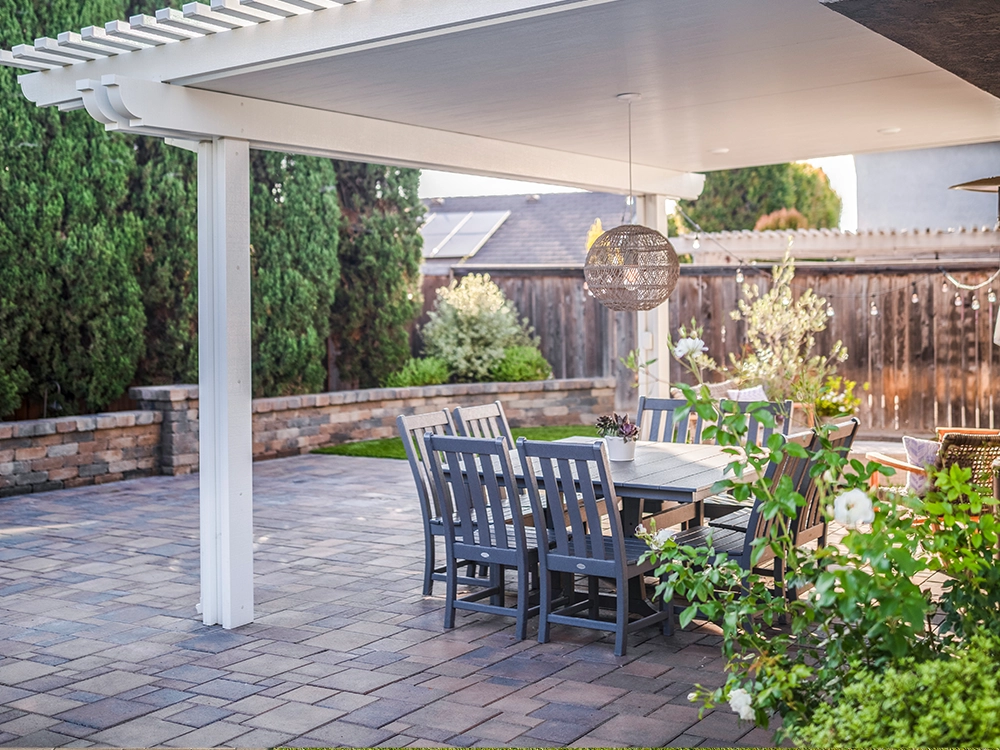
[[670, 261, 1000, 437], [419, 259, 1000, 436]]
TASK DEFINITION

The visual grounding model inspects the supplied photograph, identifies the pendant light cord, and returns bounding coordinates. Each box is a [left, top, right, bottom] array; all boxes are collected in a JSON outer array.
[[628, 100, 635, 224]]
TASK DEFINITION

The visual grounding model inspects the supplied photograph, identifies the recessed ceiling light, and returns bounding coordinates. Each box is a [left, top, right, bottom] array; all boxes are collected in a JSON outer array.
[[878, 127, 902, 134], [710, 147, 730, 154]]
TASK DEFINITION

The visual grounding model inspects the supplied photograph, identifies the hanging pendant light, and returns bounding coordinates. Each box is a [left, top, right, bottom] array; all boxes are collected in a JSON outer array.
[[584, 93, 680, 312]]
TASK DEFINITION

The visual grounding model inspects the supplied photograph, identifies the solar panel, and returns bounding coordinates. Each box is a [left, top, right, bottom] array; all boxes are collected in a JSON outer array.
[[420, 210, 510, 259]]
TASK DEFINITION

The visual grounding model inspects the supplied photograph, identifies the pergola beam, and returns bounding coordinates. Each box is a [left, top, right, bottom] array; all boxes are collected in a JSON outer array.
[[17, 0, 622, 108], [74, 76, 705, 197]]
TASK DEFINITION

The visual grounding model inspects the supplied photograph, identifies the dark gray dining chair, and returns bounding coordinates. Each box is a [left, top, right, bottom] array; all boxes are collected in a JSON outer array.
[[516, 437, 671, 657], [397, 409, 475, 596], [425, 433, 540, 639], [453, 401, 514, 445], [637, 396, 705, 443], [635, 396, 705, 530]]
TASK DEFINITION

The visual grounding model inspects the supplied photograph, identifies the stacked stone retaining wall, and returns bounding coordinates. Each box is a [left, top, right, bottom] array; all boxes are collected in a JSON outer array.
[[0, 378, 615, 496]]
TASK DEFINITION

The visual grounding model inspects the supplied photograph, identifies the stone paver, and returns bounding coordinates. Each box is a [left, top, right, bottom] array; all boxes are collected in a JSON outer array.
[[0, 452, 773, 747]]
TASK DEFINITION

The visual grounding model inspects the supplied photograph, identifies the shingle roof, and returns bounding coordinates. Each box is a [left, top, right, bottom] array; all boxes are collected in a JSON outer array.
[[422, 192, 629, 268]]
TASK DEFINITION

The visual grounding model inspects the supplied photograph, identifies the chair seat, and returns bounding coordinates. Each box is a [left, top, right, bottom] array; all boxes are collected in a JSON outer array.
[[702, 492, 752, 519], [708, 507, 752, 532], [671, 525, 745, 556], [563, 534, 654, 567]]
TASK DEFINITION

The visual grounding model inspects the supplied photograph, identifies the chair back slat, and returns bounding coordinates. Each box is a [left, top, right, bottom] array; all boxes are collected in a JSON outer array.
[[517, 438, 626, 566], [637, 396, 704, 443], [454, 401, 514, 445], [425, 434, 525, 553], [719, 399, 793, 448], [397, 410, 455, 521], [796, 418, 860, 541]]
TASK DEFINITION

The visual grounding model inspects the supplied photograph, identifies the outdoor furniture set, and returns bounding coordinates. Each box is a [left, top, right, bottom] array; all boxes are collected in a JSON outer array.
[[397, 398, 859, 656]]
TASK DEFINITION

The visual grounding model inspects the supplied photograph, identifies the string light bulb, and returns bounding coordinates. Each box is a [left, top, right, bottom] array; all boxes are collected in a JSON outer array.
[[735, 268, 744, 284], [870, 298, 879, 316], [990, 288, 997, 304], [943, 281, 950, 294], [972, 297, 981, 311], [827, 305, 835, 317], [955, 293, 963, 307], [911, 283, 919, 304], [692, 234, 701, 250]]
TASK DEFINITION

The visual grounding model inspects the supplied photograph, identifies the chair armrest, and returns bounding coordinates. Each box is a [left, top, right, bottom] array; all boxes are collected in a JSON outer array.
[[865, 451, 925, 475]]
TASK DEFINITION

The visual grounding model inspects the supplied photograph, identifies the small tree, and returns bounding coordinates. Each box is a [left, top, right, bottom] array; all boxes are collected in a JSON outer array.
[[678, 163, 842, 232], [728, 254, 846, 403]]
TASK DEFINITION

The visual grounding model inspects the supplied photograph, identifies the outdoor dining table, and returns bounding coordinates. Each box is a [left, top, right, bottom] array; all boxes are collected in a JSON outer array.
[[508, 437, 753, 536]]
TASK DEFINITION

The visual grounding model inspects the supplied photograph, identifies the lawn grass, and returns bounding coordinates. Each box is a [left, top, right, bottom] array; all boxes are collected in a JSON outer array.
[[312, 424, 600, 460]]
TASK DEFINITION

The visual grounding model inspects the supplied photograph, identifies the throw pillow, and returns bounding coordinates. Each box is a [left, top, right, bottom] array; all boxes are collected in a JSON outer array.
[[726, 384, 768, 402], [902, 435, 941, 495]]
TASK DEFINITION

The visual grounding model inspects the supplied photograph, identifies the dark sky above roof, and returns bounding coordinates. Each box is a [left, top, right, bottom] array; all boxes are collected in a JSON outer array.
[[422, 192, 629, 267]]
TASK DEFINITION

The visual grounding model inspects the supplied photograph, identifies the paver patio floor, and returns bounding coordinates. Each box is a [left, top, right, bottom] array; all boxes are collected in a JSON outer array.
[[0, 453, 774, 748]]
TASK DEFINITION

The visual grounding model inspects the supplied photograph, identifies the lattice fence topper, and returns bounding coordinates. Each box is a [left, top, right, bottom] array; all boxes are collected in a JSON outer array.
[[584, 224, 680, 312]]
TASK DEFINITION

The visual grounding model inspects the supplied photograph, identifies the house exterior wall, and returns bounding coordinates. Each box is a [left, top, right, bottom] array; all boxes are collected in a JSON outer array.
[[855, 142, 1000, 231]]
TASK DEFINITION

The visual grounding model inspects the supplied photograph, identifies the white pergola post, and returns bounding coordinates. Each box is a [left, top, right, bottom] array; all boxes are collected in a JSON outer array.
[[197, 137, 254, 629], [636, 194, 672, 399]]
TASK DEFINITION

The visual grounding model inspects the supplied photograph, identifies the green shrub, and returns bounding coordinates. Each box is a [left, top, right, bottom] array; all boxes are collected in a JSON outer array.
[[383, 357, 450, 388], [421, 274, 534, 382], [795, 635, 1000, 747], [489, 346, 552, 383]]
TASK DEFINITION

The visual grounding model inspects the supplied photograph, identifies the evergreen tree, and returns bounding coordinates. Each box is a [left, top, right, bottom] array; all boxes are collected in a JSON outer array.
[[329, 162, 424, 389], [0, 0, 146, 416], [679, 162, 842, 233], [250, 152, 340, 397], [128, 137, 200, 386]]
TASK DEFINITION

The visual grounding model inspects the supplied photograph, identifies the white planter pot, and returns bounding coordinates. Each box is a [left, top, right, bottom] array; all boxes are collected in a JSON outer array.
[[604, 436, 636, 462]]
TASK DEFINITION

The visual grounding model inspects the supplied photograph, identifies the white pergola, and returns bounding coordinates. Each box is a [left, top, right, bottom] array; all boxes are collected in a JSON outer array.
[[5, 0, 1000, 629]]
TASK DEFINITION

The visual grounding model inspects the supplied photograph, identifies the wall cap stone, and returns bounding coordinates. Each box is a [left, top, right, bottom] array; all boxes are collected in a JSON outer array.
[[129, 384, 199, 402], [0, 410, 162, 438], [251, 377, 616, 414]]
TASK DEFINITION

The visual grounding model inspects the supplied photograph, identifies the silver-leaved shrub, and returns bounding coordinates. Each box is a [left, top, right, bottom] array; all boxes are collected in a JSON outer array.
[[421, 274, 538, 382]]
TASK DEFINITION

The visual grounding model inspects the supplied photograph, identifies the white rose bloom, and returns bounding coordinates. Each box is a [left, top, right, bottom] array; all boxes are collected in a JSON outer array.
[[687, 692, 698, 702], [728, 687, 754, 722], [673, 337, 707, 359], [832, 488, 875, 527], [652, 528, 676, 547]]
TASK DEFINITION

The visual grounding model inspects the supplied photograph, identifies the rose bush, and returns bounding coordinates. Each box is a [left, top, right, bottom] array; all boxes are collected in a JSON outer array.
[[638, 384, 1000, 745]]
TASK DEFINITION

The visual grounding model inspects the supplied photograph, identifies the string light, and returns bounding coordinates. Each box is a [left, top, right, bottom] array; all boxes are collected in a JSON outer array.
[[827, 305, 835, 317], [692, 234, 701, 250], [870, 297, 879, 316], [735, 268, 744, 284], [972, 297, 981, 311], [990, 288, 998, 304], [942, 281, 950, 294], [911, 283, 919, 304], [955, 293, 963, 307]]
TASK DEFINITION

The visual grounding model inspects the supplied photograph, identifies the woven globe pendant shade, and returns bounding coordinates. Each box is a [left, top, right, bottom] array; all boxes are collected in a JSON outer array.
[[584, 224, 680, 311]]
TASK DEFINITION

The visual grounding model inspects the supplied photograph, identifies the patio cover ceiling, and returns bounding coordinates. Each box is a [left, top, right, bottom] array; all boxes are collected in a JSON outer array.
[[5, 0, 1000, 198]]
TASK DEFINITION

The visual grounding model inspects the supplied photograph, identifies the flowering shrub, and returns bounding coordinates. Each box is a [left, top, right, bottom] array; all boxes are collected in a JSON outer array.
[[728, 255, 847, 403], [421, 274, 543, 382], [814, 375, 862, 418], [638, 384, 1000, 744]]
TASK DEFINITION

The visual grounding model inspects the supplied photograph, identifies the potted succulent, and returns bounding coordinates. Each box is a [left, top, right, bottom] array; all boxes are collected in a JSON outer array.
[[595, 412, 640, 461]]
